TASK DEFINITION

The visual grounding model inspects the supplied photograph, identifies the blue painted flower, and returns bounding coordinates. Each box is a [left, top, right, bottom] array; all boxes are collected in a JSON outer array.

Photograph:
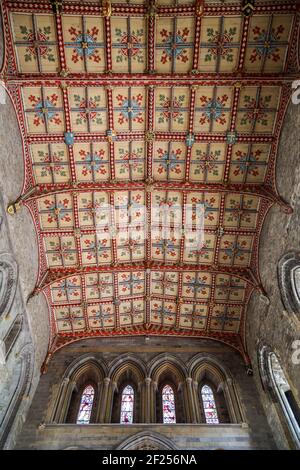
[[119, 99, 141, 120], [73, 33, 97, 58], [186, 278, 207, 292], [164, 34, 188, 59], [236, 152, 261, 174], [47, 202, 69, 221], [155, 239, 177, 253], [34, 100, 56, 121], [255, 32, 278, 58], [224, 243, 244, 259], [153, 306, 174, 318], [83, 153, 103, 172], [203, 99, 224, 121], [158, 151, 183, 170]]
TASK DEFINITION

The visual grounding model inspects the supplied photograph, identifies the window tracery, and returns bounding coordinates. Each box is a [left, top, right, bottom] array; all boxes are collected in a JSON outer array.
[[201, 384, 219, 424], [120, 385, 134, 424], [162, 384, 176, 424], [76, 384, 95, 424], [278, 252, 300, 315]]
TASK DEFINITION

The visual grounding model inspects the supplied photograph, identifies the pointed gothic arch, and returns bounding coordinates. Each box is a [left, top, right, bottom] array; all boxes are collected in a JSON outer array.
[[0, 343, 34, 449], [51, 356, 105, 424], [0, 253, 18, 319], [278, 251, 300, 316], [116, 431, 177, 450], [189, 354, 244, 423], [258, 343, 300, 449], [149, 356, 187, 424], [110, 358, 145, 424]]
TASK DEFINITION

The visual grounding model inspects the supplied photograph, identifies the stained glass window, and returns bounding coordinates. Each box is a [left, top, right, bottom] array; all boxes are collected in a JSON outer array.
[[120, 385, 134, 424], [201, 384, 219, 424], [76, 384, 95, 424], [162, 384, 176, 423]]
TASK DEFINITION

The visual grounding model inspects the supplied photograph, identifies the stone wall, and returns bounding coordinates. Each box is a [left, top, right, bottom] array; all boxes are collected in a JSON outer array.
[[246, 99, 300, 449], [0, 73, 50, 447], [15, 337, 276, 450], [17, 423, 255, 451]]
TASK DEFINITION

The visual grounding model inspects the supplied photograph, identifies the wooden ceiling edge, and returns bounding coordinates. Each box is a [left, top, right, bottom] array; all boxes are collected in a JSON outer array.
[[3, 0, 299, 16], [40, 326, 251, 375], [14, 181, 291, 202], [28, 264, 261, 297], [3, 74, 300, 84]]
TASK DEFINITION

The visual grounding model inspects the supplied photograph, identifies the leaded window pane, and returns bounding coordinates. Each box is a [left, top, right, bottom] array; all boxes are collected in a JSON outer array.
[[76, 384, 95, 424], [120, 385, 134, 424], [162, 384, 176, 423], [201, 384, 219, 424]]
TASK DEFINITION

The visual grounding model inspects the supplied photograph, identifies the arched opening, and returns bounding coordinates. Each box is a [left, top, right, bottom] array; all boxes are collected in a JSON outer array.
[[153, 364, 186, 424], [0, 254, 18, 319], [52, 358, 104, 424], [269, 352, 300, 447], [200, 384, 219, 424], [117, 431, 177, 450], [198, 379, 229, 423], [278, 252, 300, 316], [190, 357, 240, 423], [162, 384, 176, 424], [66, 377, 99, 424], [291, 266, 300, 305], [110, 361, 144, 424], [120, 384, 134, 424], [76, 384, 95, 425]]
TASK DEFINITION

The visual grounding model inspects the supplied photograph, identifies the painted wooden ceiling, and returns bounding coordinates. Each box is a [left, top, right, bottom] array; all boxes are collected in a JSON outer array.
[[1, 0, 299, 369]]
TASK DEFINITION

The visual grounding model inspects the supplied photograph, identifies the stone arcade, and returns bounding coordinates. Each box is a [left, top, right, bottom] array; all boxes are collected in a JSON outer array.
[[0, 0, 299, 451]]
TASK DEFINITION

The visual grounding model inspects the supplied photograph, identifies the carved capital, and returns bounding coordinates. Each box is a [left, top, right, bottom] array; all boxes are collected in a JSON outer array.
[[104, 377, 111, 386]]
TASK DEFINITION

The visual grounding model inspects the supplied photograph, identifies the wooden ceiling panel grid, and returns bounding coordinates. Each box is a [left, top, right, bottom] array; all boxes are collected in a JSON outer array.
[[1, 0, 299, 369]]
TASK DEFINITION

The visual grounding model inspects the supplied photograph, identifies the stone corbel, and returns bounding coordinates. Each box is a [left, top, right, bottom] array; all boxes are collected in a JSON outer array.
[[7, 201, 22, 215], [7, 186, 38, 216]]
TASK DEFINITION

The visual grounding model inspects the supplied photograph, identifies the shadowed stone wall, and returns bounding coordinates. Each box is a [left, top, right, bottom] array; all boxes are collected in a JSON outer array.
[[246, 99, 300, 449], [0, 30, 50, 446], [15, 337, 276, 450]]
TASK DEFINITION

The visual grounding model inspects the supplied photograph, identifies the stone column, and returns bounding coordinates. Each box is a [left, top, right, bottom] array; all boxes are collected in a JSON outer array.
[[222, 378, 243, 423], [141, 377, 156, 423], [95, 380, 104, 423], [192, 380, 202, 423], [100, 377, 116, 423], [145, 377, 151, 423], [179, 380, 190, 423], [150, 380, 157, 423], [53, 377, 72, 423], [184, 377, 198, 423]]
